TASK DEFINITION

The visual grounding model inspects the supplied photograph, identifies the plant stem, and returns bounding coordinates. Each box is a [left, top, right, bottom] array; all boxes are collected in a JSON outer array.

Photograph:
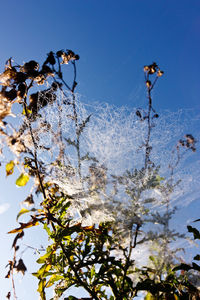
[[54, 59, 82, 180], [144, 83, 153, 170], [60, 242, 100, 300], [23, 101, 46, 200], [10, 248, 17, 300]]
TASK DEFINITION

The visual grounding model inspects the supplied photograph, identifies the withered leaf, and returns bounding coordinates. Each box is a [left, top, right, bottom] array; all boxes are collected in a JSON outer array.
[[5, 270, 10, 279], [17, 83, 26, 99], [153, 114, 159, 118], [12, 230, 24, 248], [23, 194, 34, 207], [15, 258, 27, 275], [8, 218, 43, 234], [44, 51, 56, 65], [0, 69, 17, 86], [41, 65, 53, 77], [22, 60, 39, 73], [4, 89, 17, 101], [15, 72, 27, 84], [146, 80, 151, 88], [0, 99, 13, 126], [56, 50, 64, 57]]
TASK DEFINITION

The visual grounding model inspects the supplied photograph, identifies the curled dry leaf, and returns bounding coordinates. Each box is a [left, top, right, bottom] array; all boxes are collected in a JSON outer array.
[[0, 99, 15, 127], [15, 258, 27, 275]]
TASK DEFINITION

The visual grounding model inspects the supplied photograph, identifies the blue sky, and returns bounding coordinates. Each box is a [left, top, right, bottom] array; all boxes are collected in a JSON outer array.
[[0, 1, 200, 299], [0, 0, 199, 110]]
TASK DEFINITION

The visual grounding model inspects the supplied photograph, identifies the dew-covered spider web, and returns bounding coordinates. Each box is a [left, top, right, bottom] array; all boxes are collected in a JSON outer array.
[[2, 88, 200, 264]]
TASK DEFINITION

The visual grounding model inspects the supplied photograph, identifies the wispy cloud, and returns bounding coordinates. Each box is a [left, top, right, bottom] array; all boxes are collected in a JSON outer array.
[[0, 203, 10, 215]]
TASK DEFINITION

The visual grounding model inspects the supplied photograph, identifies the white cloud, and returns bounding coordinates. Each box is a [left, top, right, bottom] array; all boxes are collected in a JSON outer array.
[[0, 203, 10, 214]]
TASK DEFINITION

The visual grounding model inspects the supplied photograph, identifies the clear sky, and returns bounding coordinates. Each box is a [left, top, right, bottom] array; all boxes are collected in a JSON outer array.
[[0, 1, 200, 299]]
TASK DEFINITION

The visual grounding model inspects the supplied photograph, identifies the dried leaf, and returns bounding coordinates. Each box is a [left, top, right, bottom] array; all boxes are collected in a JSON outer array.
[[22, 60, 39, 73], [44, 51, 56, 65], [23, 194, 34, 207], [15, 258, 27, 275], [157, 70, 164, 77], [0, 69, 17, 86], [5, 270, 10, 278], [8, 219, 41, 234], [146, 80, 151, 88], [12, 230, 24, 248], [17, 83, 27, 99]]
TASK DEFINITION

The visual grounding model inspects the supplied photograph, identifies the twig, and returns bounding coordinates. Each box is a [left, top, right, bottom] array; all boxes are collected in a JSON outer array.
[[60, 242, 100, 300], [10, 248, 17, 300]]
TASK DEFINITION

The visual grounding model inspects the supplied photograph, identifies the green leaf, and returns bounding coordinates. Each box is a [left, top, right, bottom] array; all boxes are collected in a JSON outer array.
[[37, 279, 46, 300], [34, 264, 52, 279], [90, 265, 95, 279], [16, 208, 30, 221], [156, 175, 165, 181], [58, 201, 71, 222], [149, 255, 156, 262], [16, 173, 29, 187], [37, 250, 54, 264], [43, 223, 51, 236], [6, 160, 15, 176], [46, 274, 63, 288], [145, 293, 156, 300]]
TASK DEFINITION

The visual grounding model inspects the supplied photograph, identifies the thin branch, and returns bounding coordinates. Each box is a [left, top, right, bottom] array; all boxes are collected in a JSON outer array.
[[60, 242, 100, 300], [23, 101, 47, 200], [10, 248, 17, 300]]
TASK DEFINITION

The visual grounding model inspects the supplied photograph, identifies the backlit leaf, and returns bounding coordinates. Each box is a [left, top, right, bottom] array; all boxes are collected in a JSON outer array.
[[16, 173, 29, 187], [37, 279, 46, 300], [145, 293, 156, 300], [90, 265, 95, 279], [37, 249, 55, 264], [8, 219, 41, 234], [16, 208, 30, 221], [46, 274, 63, 288], [6, 160, 15, 176], [37, 264, 52, 278]]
